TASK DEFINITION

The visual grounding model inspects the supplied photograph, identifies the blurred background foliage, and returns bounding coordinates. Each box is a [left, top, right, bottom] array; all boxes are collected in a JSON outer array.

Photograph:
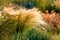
[[0, 0, 60, 13]]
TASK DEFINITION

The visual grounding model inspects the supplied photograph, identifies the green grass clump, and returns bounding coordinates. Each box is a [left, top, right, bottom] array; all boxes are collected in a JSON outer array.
[[22, 28, 51, 40]]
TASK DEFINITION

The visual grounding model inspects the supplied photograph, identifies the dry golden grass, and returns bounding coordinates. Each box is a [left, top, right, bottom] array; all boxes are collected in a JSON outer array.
[[0, 7, 48, 32]]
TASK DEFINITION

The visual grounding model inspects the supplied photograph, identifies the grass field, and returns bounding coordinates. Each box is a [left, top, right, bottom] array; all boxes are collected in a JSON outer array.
[[0, 0, 60, 40]]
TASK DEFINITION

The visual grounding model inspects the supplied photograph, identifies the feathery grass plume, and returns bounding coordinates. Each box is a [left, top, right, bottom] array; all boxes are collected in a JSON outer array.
[[42, 11, 60, 34], [2, 6, 48, 30], [0, 6, 48, 40]]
